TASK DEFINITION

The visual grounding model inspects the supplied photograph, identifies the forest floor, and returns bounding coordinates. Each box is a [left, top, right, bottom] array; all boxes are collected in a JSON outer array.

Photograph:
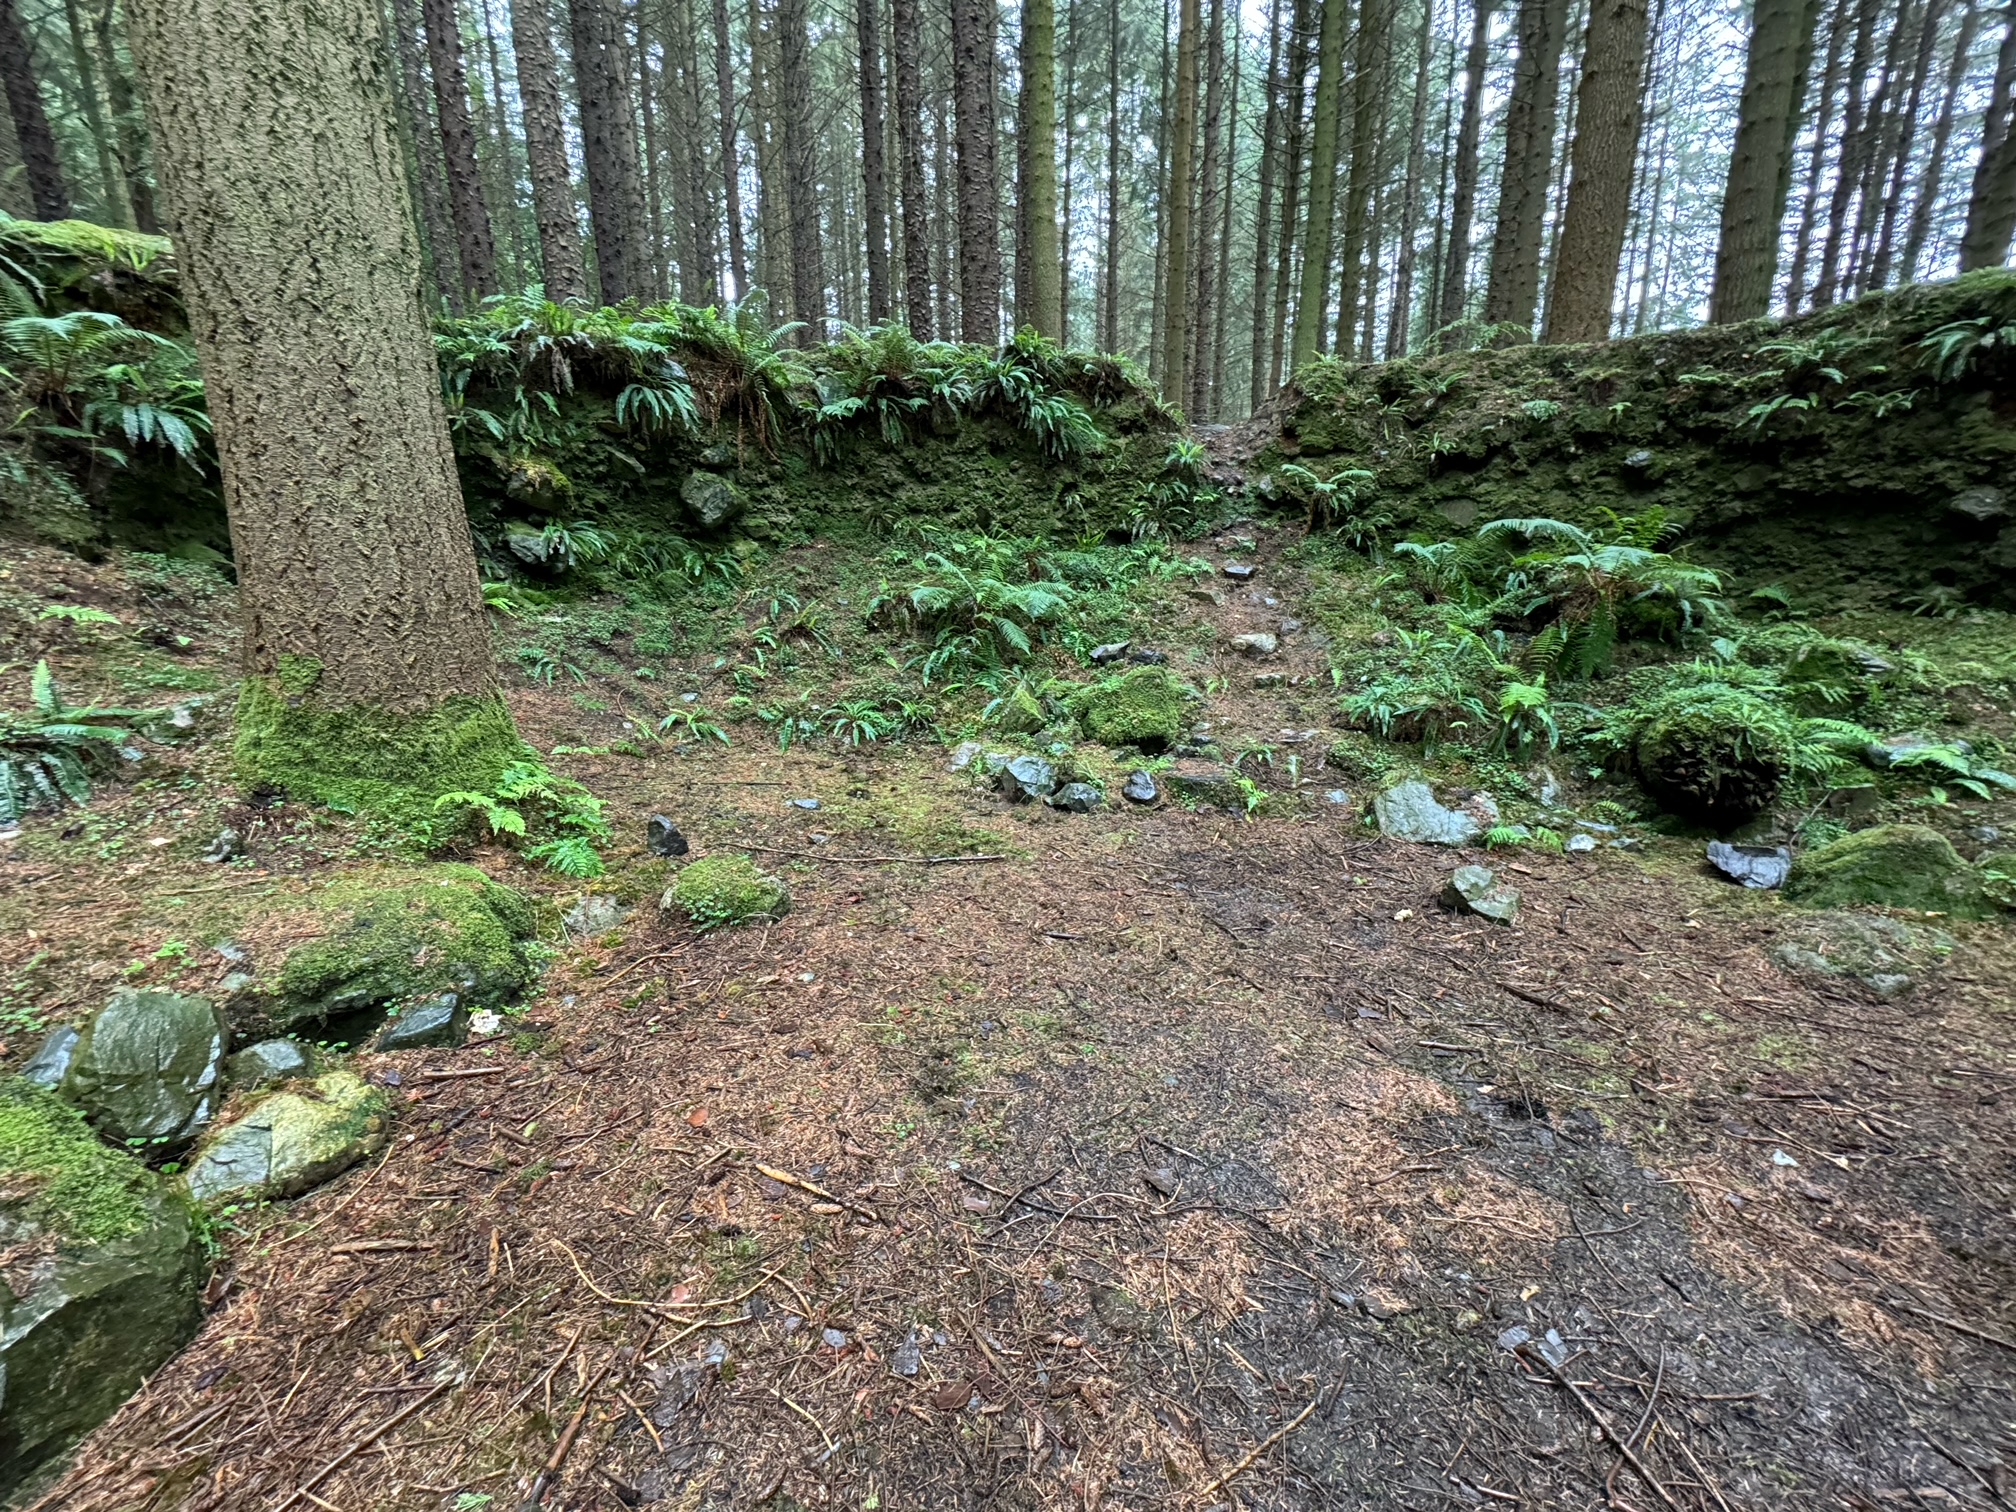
[[4, 528, 2015, 1512]]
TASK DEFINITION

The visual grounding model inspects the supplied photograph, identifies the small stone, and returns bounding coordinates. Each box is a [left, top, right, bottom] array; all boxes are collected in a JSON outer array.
[[1048, 782, 1102, 813], [947, 739, 986, 772], [1164, 760, 1244, 811], [1948, 485, 2009, 522], [1324, 789, 1351, 806], [1359, 1288, 1412, 1320], [470, 1009, 503, 1036], [201, 829, 242, 864], [181, 1070, 390, 1205], [1228, 632, 1278, 657], [374, 994, 467, 1051], [1441, 864, 1521, 924], [20, 1025, 79, 1088], [1374, 780, 1499, 846], [646, 815, 690, 857], [212, 941, 249, 964], [998, 756, 1058, 803], [1127, 648, 1168, 665], [564, 894, 630, 934], [790, 797, 822, 811], [225, 1038, 311, 1089], [1278, 617, 1302, 634], [1122, 770, 1160, 804], [1089, 641, 1131, 664], [1222, 562, 1256, 580], [1623, 448, 1656, 470], [1089, 1282, 1152, 1335], [1707, 841, 1792, 889], [891, 1334, 922, 1376], [821, 1327, 849, 1350], [1565, 833, 1597, 854], [1253, 672, 1286, 689], [1187, 587, 1222, 605], [681, 469, 744, 528]]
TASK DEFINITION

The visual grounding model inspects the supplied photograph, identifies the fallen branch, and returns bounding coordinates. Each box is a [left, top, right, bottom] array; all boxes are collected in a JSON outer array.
[[597, 947, 691, 991], [1499, 982, 1571, 1012], [331, 1239, 436, 1257], [1893, 1303, 2016, 1353], [756, 1162, 882, 1222], [1194, 1395, 1321, 1500], [277, 1380, 450, 1509], [1517, 1344, 1681, 1511], [419, 1065, 505, 1081], [745, 845, 1008, 866]]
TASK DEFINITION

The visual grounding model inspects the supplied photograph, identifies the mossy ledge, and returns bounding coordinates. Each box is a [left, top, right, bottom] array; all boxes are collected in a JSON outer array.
[[233, 674, 525, 819], [0, 1079, 161, 1245]]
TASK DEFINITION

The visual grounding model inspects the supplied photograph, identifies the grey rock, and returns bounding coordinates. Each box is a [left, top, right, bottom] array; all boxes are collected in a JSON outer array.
[[564, 894, 630, 934], [60, 989, 229, 1148], [1048, 782, 1103, 813], [1228, 632, 1279, 657], [646, 814, 690, 857], [1253, 672, 1286, 689], [201, 828, 242, 864], [180, 1069, 390, 1205], [999, 756, 1058, 802], [790, 796, 822, 811], [891, 1333, 923, 1376], [21, 1026, 79, 1088], [1165, 760, 1245, 811], [212, 940, 249, 964], [1440, 864, 1521, 924], [1863, 731, 1969, 769], [1374, 780, 1500, 846], [1623, 448, 1656, 470], [1222, 562, 1256, 580], [1122, 770, 1160, 804], [947, 740, 986, 772], [1279, 617, 1303, 634], [374, 994, 467, 1051], [1089, 641, 1131, 664], [1564, 833, 1598, 854], [1769, 912, 1954, 999], [1708, 841, 1792, 889], [1324, 789, 1351, 806], [1948, 485, 2009, 522], [1089, 1281, 1152, 1335], [1127, 648, 1168, 665], [681, 470, 744, 528], [505, 527, 552, 565], [699, 441, 737, 467], [821, 1327, 849, 1349], [226, 1038, 311, 1089]]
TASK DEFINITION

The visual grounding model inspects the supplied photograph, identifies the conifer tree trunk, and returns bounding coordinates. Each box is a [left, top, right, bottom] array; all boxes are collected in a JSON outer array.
[[569, 0, 648, 301], [934, 75, 955, 334], [0, 0, 71, 219], [389, 0, 458, 304], [514, 0, 590, 301], [1149, 0, 1170, 376], [951, 0, 1001, 340], [1190, 0, 1224, 414], [1708, 0, 1819, 320], [633, 2, 672, 297], [1210, 23, 1237, 401], [1249, 0, 1284, 405], [1434, 0, 1492, 340], [1867, 0, 1942, 288], [858, 0, 892, 319], [777, 0, 824, 331], [478, 3, 525, 282], [1159, 0, 1201, 395], [1811, 0, 1880, 304], [1059, 0, 1077, 341], [97, 2, 159, 233], [1841, 0, 1916, 295], [1101, 0, 1123, 350], [1901, 0, 1977, 278], [712, 0, 747, 295], [1289, 0, 1344, 366], [1483, 0, 1570, 333], [892, 0, 932, 331], [1337, 0, 1386, 347], [422, 0, 498, 300], [60, 0, 122, 224], [748, 0, 787, 301], [1962, 9, 2016, 269], [1386, 0, 1433, 356], [1785, 0, 1847, 310], [1021, 0, 1061, 334], [1544, 0, 1648, 341], [127, 0, 518, 808], [1269, 0, 1311, 385]]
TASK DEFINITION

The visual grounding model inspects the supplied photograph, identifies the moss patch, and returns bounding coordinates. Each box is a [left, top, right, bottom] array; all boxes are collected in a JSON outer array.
[[0, 1079, 158, 1244], [274, 863, 538, 1025], [666, 855, 790, 932], [233, 682, 526, 822], [1784, 824, 1991, 917], [1067, 665, 1193, 748]]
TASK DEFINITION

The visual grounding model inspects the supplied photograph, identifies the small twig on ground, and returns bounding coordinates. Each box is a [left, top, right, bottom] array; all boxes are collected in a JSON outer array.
[[1517, 1345, 1681, 1512], [419, 1065, 505, 1081], [1892, 1303, 2016, 1352], [1499, 981, 1570, 1012], [597, 946, 692, 991], [518, 1334, 635, 1510], [1195, 1395, 1321, 1500], [745, 846, 1008, 866], [756, 1161, 882, 1221], [276, 1379, 450, 1510]]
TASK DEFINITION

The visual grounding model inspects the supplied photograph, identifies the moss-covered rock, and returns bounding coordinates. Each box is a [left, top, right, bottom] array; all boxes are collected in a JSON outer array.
[[1783, 824, 1991, 916], [664, 854, 791, 931], [1631, 685, 1791, 828], [1067, 665, 1193, 748], [180, 1069, 390, 1205], [990, 681, 1049, 734], [0, 1081, 205, 1497], [59, 989, 230, 1149], [1768, 912, 1955, 998], [274, 864, 537, 1027]]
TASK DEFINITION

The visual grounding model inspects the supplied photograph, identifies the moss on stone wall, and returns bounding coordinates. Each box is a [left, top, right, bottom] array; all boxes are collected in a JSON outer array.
[[0, 1079, 158, 1245]]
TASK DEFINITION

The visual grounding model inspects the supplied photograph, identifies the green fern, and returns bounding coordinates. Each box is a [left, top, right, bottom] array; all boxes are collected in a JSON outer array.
[[0, 661, 143, 826]]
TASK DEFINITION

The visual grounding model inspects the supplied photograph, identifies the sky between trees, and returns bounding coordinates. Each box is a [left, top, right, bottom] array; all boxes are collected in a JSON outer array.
[[3, 0, 2014, 422]]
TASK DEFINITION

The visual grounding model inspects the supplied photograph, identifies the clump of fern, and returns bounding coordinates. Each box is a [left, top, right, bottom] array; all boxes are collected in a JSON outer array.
[[0, 662, 145, 826], [428, 758, 611, 877]]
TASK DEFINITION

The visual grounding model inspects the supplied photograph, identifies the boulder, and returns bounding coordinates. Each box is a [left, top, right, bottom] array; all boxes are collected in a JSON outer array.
[[664, 854, 791, 931], [1222, 562, 1256, 580], [60, 989, 229, 1148], [1769, 913, 1954, 999], [998, 755, 1059, 803], [0, 1082, 205, 1497], [1948, 485, 2008, 523], [1165, 760, 1245, 811], [563, 894, 630, 934], [1121, 770, 1160, 804], [1707, 841, 1792, 889], [946, 740, 986, 772], [1047, 782, 1103, 813], [1374, 780, 1499, 846], [180, 1069, 391, 1205], [1783, 824, 1990, 916], [20, 1025, 79, 1088], [991, 682, 1048, 734], [1088, 641, 1131, 664], [1228, 632, 1279, 657], [225, 1037, 312, 1089], [1440, 865, 1521, 924], [374, 993, 468, 1050], [645, 815, 690, 857], [1862, 732, 1969, 770], [1067, 665, 1192, 748], [680, 470, 743, 528]]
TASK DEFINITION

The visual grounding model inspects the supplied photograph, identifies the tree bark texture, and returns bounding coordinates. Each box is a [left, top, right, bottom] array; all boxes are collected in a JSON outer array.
[[1190, 0, 1224, 413], [1021, 0, 1061, 334], [1290, 0, 1345, 366], [0, 0, 70, 219], [858, 0, 892, 320], [97, 1, 160, 233], [1386, 0, 1434, 357], [1900, 0, 1977, 278], [1249, 0, 1284, 406], [61, 0, 122, 224], [1159, 0, 1201, 396], [1868, 0, 1947, 286], [711, 0, 748, 296], [1708, 0, 1818, 319], [1338, 0, 1385, 349], [951, 0, 1001, 341], [1270, 0, 1312, 385], [1434, 0, 1492, 339], [421, 0, 499, 300], [569, 0, 648, 301], [892, 0, 932, 332], [388, 0, 459, 303], [512, 0, 588, 301], [1101, 0, 1122, 350], [778, 0, 824, 330], [125, 0, 503, 728], [1544, 0, 1649, 340], [1483, 0, 1570, 333], [1962, 8, 2016, 268]]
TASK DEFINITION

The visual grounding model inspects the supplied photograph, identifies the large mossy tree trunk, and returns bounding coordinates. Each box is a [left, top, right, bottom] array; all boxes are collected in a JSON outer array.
[[1288, 0, 1343, 368], [127, 0, 521, 817], [568, 0, 648, 302], [1158, 0, 1201, 397], [1019, 0, 1061, 338]]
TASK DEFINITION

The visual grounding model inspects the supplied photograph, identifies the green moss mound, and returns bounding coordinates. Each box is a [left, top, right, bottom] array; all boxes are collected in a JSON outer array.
[[1631, 685, 1791, 827], [1067, 665, 1193, 748], [1784, 824, 1991, 917], [275, 863, 538, 1025], [666, 854, 790, 932], [0, 1079, 158, 1244], [234, 678, 526, 822]]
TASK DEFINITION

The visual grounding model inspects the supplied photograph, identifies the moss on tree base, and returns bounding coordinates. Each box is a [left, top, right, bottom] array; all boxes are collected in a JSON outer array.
[[233, 676, 524, 820]]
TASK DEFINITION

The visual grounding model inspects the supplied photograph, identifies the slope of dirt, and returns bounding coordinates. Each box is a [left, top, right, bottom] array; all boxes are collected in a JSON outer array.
[[6, 540, 2015, 1512]]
